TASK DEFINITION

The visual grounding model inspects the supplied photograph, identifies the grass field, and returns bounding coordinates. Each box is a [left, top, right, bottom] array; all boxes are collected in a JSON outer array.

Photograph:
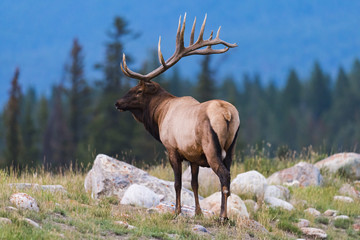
[[0, 151, 359, 239]]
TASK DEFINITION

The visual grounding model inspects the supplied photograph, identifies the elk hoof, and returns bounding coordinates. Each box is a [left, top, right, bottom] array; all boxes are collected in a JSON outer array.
[[219, 217, 229, 224]]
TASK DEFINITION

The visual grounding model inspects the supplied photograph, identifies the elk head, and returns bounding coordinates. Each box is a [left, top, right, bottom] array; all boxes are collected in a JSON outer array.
[[115, 13, 237, 114]]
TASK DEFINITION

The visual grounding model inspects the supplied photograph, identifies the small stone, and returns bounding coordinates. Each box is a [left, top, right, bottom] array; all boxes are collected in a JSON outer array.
[[324, 209, 338, 216], [5, 206, 18, 212], [192, 224, 210, 233], [265, 197, 294, 211], [23, 218, 40, 228], [339, 183, 359, 198], [114, 220, 135, 229], [0, 217, 12, 224], [10, 193, 39, 212], [301, 227, 327, 239], [334, 195, 354, 203], [353, 223, 360, 231], [297, 219, 310, 228], [334, 215, 349, 220], [304, 208, 321, 216]]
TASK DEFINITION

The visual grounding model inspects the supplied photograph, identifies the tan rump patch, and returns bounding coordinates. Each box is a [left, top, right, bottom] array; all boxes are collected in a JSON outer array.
[[222, 110, 232, 122]]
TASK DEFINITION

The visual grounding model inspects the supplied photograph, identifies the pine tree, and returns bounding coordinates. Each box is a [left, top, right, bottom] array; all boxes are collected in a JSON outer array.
[[65, 38, 89, 164], [195, 55, 215, 102], [43, 86, 72, 169], [3, 68, 23, 172], [89, 16, 136, 160], [20, 88, 40, 168]]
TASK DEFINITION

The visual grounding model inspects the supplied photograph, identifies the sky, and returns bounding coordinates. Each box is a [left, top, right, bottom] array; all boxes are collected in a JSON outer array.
[[1, 0, 360, 108]]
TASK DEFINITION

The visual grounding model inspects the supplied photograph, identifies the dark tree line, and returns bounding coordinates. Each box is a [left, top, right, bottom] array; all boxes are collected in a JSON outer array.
[[1, 16, 360, 171]]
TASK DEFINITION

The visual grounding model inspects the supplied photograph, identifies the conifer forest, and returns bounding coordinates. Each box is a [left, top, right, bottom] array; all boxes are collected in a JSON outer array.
[[1, 16, 360, 171]]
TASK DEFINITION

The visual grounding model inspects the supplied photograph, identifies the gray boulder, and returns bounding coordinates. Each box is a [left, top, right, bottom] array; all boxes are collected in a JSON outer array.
[[315, 152, 360, 179], [267, 162, 322, 187], [264, 185, 290, 201], [84, 154, 198, 206], [264, 197, 294, 211], [9, 193, 39, 212], [182, 166, 219, 193]]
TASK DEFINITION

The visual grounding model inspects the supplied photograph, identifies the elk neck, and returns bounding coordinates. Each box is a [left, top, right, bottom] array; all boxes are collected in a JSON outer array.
[[133, 90, 175, 143]]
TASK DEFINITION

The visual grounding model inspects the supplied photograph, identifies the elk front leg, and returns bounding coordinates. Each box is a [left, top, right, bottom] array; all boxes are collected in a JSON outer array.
[[168, 150, 182, 215], [191, 163, 202, 216]]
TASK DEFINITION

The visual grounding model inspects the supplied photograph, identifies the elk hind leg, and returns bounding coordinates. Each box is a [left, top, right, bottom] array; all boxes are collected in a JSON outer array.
[[203, 126, 230, 220]]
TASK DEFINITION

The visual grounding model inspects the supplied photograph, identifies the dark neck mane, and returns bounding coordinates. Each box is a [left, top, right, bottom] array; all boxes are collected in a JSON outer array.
[[131, 90, 175, 142]]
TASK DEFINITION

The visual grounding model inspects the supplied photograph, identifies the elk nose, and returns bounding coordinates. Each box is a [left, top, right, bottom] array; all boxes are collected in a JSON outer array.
[[115, 102, 120, 109]]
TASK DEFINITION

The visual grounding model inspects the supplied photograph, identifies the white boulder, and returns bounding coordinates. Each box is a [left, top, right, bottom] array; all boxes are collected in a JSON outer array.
[[304, 208, 321, 216], [84, 154, 198, 206], [120, 184, 161, 208], [334, 195, 354, 203], [200, 191, 249, 218], [264, 185, 290, 201], [264, 197, 294, 211], [10, 193, 39, 212], [230, 170, 267, 199]]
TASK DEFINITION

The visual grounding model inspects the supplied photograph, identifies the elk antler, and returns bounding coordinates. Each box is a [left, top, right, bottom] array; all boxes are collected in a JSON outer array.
[[121, 13, 237, 82]]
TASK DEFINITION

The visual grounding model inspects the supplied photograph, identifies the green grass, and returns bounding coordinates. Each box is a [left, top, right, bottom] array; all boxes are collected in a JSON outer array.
[[1, 151, 360, 239]]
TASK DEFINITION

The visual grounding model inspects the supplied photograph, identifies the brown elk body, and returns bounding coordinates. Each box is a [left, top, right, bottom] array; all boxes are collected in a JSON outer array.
[[115, 14, 239, 220]]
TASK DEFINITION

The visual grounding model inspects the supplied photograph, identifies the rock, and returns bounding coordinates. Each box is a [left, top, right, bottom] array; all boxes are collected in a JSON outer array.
[[114, 220, 136, 229], [237, 218, 269, 234], [244, 199, 259, 213], [267, 162, 322, 187], [339, 183, 359, 198], [334, 195, 354, 203], [39, 185, 67, 193], [304, 208, 321, 217], [0, 217, 12, 224], [5, 206, 18, 212], [8, 183, 67, 193], [297, 219, 310, 228], [353, 223, 360, 231], [192, 225, 210, 233], [200, 191, 249, 218], [315, 152, 360, 179], [334, 215, 349, 220], [182, 166, 219, 191], [120, 184, 160, 208], [10, 193, 39, 212], [84, 154, 198, 206], [283, 180, 300, 187], [324, 209, 338, 216], [23, 218, 40, 228], [264, 197, 294, 211], [301, 227, 327, 239], [230, 170, 267, 199], [148, 202, 214, 217], [264, 185, 290, 201]]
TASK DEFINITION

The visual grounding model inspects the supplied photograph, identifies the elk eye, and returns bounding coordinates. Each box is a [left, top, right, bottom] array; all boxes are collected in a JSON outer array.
[[136, 90, 143, 95]]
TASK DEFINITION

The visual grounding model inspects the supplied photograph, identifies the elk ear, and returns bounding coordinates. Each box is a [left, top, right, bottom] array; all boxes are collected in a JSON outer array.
[[144, 81, 158, 93]]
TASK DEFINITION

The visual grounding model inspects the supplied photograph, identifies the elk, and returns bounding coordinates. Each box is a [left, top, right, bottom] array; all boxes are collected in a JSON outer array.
[[115, 14, 239, 220]]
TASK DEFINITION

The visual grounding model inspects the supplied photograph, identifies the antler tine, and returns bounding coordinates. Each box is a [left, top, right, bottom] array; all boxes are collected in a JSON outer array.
[[175, 15, 182, 47], [158, 36, 166, 67], [190, 17, 196, 45], [216, 26, 221, 39], [121, 53, 150, 81], [179, 13, 186, 50], [196, 14, 207, 44]]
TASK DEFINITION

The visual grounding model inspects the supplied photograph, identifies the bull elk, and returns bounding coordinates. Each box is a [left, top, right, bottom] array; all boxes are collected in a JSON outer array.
[[115, 14, 239, 220]]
